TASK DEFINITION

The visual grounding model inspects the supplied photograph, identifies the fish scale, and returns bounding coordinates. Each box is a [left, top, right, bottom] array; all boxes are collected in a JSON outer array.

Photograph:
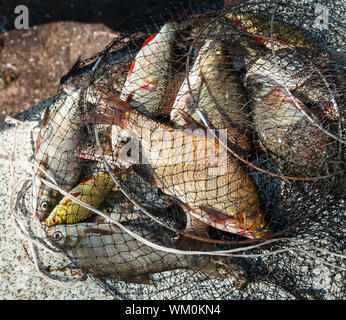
[[92, 97, 270, 239], [33, 89, 87, 221], [46, 219, 247, 286]]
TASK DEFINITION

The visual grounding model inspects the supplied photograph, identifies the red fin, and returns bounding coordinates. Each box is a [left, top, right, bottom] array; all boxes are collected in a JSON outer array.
[[80, 176, 94, 184], [35, 135, 42, 155], [141, 33, 157, 48], [71, 193, 81, 198], [128, 60, 136, 77], [125, 91, 134, 103], [41, 106, 51, 128]]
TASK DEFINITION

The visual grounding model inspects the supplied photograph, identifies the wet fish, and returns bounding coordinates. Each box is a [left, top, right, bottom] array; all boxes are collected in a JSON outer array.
[[98, 22, 179, 159], [86, 96, 271, 239], [171, 40, 252, 153], [120, 22, 179, 117], [77, 126, 113, 160], [33, 88, 87, 221], [45, 167, 174, 227], [45, 172, 117, 226], [246, 49, 336, 176], [46, 219, 247, 285], [224, 12, 314, 50]]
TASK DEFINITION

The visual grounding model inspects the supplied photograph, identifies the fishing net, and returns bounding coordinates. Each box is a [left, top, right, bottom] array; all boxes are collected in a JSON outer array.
[[27, 0, 346, 299]]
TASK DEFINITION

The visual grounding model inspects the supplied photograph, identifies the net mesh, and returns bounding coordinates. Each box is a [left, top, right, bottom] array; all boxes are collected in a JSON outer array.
[[28, 0, 346, 299]]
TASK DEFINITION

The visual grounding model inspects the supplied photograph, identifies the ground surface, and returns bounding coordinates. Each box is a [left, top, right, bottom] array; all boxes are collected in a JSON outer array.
[[0, 0, 344, 301], [0, 0, 222, 122]]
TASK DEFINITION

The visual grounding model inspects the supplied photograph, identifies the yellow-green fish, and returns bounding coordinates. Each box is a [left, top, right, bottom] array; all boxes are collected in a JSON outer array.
[[45, 171, 117, 227], [45, 167, 174, 227], [224, 12, 314, 50]]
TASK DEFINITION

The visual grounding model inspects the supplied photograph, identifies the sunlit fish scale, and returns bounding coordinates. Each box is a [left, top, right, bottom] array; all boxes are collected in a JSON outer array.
[[246, 74, 331, 177], [45, 172, 117, 226], [90, 97, 271, 239], [224, 12, 314, 50], [33, 89, 86, 221], [46, 219, 247, 285], [45, 167, 174, 227], [120, 22, 179, 117], [188, 40, 252, 152]]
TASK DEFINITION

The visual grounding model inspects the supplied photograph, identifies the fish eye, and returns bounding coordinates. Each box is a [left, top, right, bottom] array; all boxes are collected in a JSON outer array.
[[215, 46, 223, 55], [40, 201, 48, 211], [50, 217, 58, 225], [53, 231, 63, 242], [104, 207, 112, 215]]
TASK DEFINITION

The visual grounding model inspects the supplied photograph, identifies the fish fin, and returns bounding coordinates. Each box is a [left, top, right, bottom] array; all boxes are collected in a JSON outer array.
[[125, 91, 134, 103], [35, 135, 42, 155], [98, 96, 136, 128], [41, 105, 51, 129], [128, 60, 136, 77], [195, 206, 256, 239], [141, 34, 157, 49]]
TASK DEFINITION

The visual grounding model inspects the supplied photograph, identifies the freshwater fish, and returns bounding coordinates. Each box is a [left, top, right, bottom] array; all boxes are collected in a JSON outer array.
[[120, 22, 179, 117], [33, 88, 87, 221], [45, 172, 117, 226], [84, 95, 271, 239], [46, 218, 247, 285], [224, 12, 314, 50], [246, 49, 337, 176], [171, 40, 252, 153], [77, 126, 113, 160], [45, 167, 174, 227]]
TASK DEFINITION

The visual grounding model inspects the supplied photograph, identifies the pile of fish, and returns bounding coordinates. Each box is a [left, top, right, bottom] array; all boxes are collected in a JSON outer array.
[[32, 9, 345, 286]]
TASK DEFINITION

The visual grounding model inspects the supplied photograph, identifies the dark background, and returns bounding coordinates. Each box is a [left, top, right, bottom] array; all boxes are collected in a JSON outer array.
[[0, 0, 231, 122]]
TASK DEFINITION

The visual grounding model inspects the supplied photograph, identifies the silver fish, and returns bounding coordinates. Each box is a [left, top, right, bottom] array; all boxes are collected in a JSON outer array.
[[33, 88, 86, 221], [46, 219, 247, 285], [246, 49, 337, 177]]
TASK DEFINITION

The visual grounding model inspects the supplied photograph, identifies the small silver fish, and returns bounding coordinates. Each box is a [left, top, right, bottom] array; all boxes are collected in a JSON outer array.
[[33, 88, 87, 221], [46, 219, 247, 285]]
